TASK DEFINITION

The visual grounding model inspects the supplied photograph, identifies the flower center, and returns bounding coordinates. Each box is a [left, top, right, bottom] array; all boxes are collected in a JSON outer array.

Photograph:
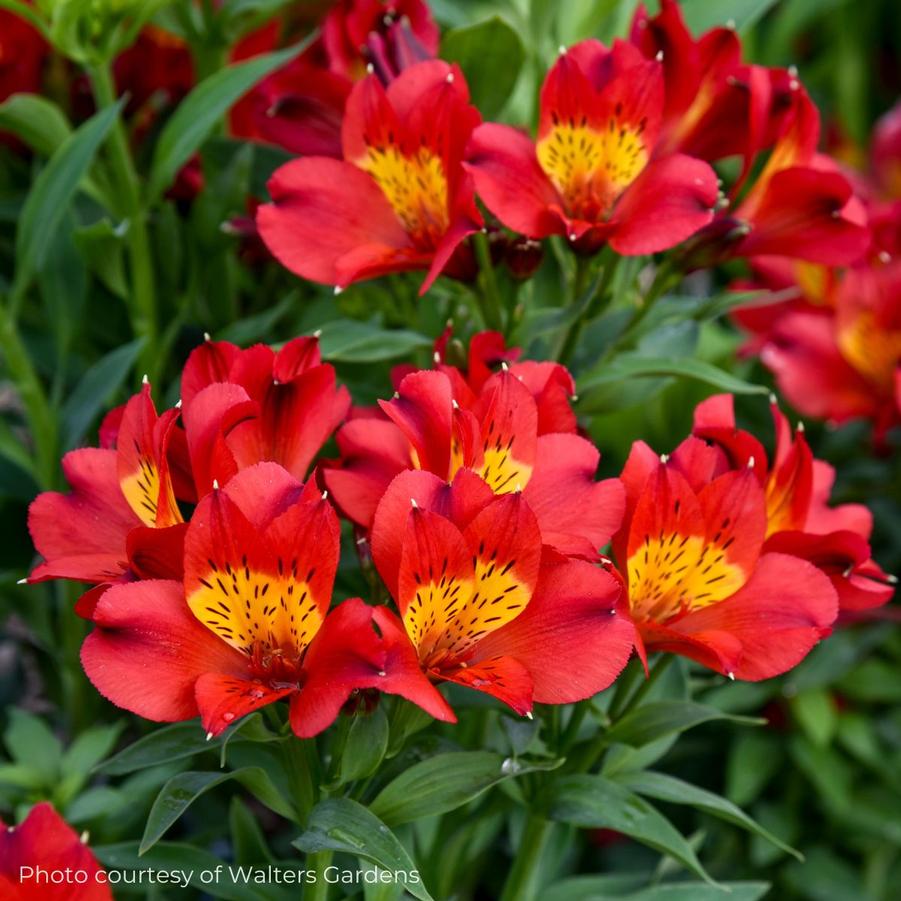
[[627, 531, 746, 623], [362, 144, 450, 246]]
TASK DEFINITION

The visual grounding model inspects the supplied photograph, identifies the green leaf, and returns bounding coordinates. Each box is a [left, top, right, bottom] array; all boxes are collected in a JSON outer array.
[[60, 337, 146, 451], [540, 774, 716, 885], [62, 723, 125, 778], [578, 354, 768, 398], [140, 767, 295, 853], [147, 38, 313, 200], [74, 218, 129, 299], [606, 701, 763, 748], [726, 730, 782, 807], [97, 721, 212, 775], [13, 100, 122, 295], [229, 797, 273, 865], [216, 292, 297, 345], [440, 17, 525, 117], [616, 771, 802, 860], [339, 708, 389, 784], [370, 751, 560, 826], [789, 688, 837, 748], [317, 320, 432, 363], [293, 798, 434, 901], [680, 0, 780, 32], [0, 93, 72, 157], [4, 709, 62, 783], [0, 419, 35, 477], [545, 877, 770, 901]]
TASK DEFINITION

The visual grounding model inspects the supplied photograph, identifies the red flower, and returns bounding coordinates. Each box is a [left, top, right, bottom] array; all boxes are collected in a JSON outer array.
[[323, 0, 439, 81], [692, 394, 895, 613], [229, 21, 351, 159], [113, 26, 194, 117], [0, 803, 112, 901], [324, 361, 624, 559], [81, 463, 450, 738], [0, 6, 47, 103], [257, 60, 482, 294], [180, 334, 351, 487], [27, 335, 348, 615], [28, 383, 187, 599], [615, 436, 838, 680], [465, 39, 718, 256], [368, 470, 634, 714], [629, 0, 794, 172], [758, 261, 901, 438]]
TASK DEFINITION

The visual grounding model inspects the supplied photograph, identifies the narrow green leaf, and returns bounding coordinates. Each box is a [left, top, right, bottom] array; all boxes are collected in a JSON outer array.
[[0, 93, 72, 157], [317, 319, 432, 363], [60, 337, 146, 450], [370, 751, 559, 826], [62, 722, 126, 780], [789, 689, 837, 748], [147, 38, 313, 200], [606, 701, 764, 748], [14, 100, 122, 294], [540, 774, 717, 885], [0, 419, 35, 476], [681, 0, 780, 32], [97, 721, 212, 775], [293, 798, 434, 901], [545, 876, 770, 901], [616, 771, 802, 860], [140, 767, 294, 854], [440, 17, 525, 117], [578, 354, 768, 397]]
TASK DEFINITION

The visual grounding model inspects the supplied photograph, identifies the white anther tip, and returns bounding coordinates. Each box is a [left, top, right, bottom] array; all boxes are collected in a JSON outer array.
[[204, 332, 212, 341], [726, 18, 736, 29], [747, 456, 756, 468], [558, 45, 567, 55], [655, 50, 664, 61], [886, 574, 898, 584], [433, 351, 441, 364], [312, 328, 322, 338], [445, 72, 454, 84], [451, 398, 460, 409], [212, 479, 220, 490], [378, 669, 387, 677], [769, 392, 778, 405], [16, 578, 27, 585], [206, 732, 214, 741], [659, 453, 669, 464], [366, 63, 375, 74], [797, 421, 805, 433], [525, 711, 534, 720], [410, 497, 418, 508], [80, 831, 90, 844], [141, 373, 149, 385], [727, 671, 735, 680], [333, 285, 343, 295], [321, 490, 329, 501], [175, 399, 183, 409]]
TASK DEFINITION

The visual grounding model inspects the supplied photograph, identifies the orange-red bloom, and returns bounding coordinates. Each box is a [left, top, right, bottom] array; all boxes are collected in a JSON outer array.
[[27, 335, 349, 614], [257, 60, 482, 294], [615, 431, 838, 680], [325, 340, 623, 558], [81, 463, 450, 738], [465, 39, 718, 256], [369, 470, 634, 714], [692, 394, 895, 614], [0, 803, 112, 900]]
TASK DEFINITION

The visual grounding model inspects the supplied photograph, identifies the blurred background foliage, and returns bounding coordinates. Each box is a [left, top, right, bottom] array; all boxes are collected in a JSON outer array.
[[0, 0, 899, 899]]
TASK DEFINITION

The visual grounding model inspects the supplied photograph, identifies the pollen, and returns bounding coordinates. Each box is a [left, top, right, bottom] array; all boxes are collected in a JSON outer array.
[[361, 143, 450, 247]]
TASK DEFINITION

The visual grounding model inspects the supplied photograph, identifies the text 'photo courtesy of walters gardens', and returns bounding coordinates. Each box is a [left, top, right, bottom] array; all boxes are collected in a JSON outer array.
[[0, 0, 899, 899]]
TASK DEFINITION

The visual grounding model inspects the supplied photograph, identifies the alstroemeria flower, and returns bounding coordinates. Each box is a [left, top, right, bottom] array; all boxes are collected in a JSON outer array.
[[615, 440, 838, 680], [180, 334, 351, 487], [759, 261, 901, 439], [368, 469, 635, 714], [323, 0, 439, 81], [692, 394, 895, 613], [465, 39, 718, 256], [0, 803, 112, 901], [81, 463, 450, 738], [715, 86, 869, 265], [630, 0, 794, 175], [325, 366, 624, 558], [28, 383, 187, 602], [257, 60, 483, 294]]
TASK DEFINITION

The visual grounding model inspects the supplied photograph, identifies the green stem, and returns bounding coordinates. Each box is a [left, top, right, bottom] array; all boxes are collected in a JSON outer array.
[[89, 63, 158, 381], [618, 654, 675, 719], [472, 232, 504, 333], [306, 851, 334, 901], [557, 251, 617, 364], [0, 298, 58, 487], [499, 814, 554, 901]]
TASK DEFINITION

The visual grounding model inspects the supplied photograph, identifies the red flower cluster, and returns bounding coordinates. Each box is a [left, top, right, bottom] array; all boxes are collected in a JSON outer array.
[[26, 331, 893, 740], [732, 100, 901, 440]]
